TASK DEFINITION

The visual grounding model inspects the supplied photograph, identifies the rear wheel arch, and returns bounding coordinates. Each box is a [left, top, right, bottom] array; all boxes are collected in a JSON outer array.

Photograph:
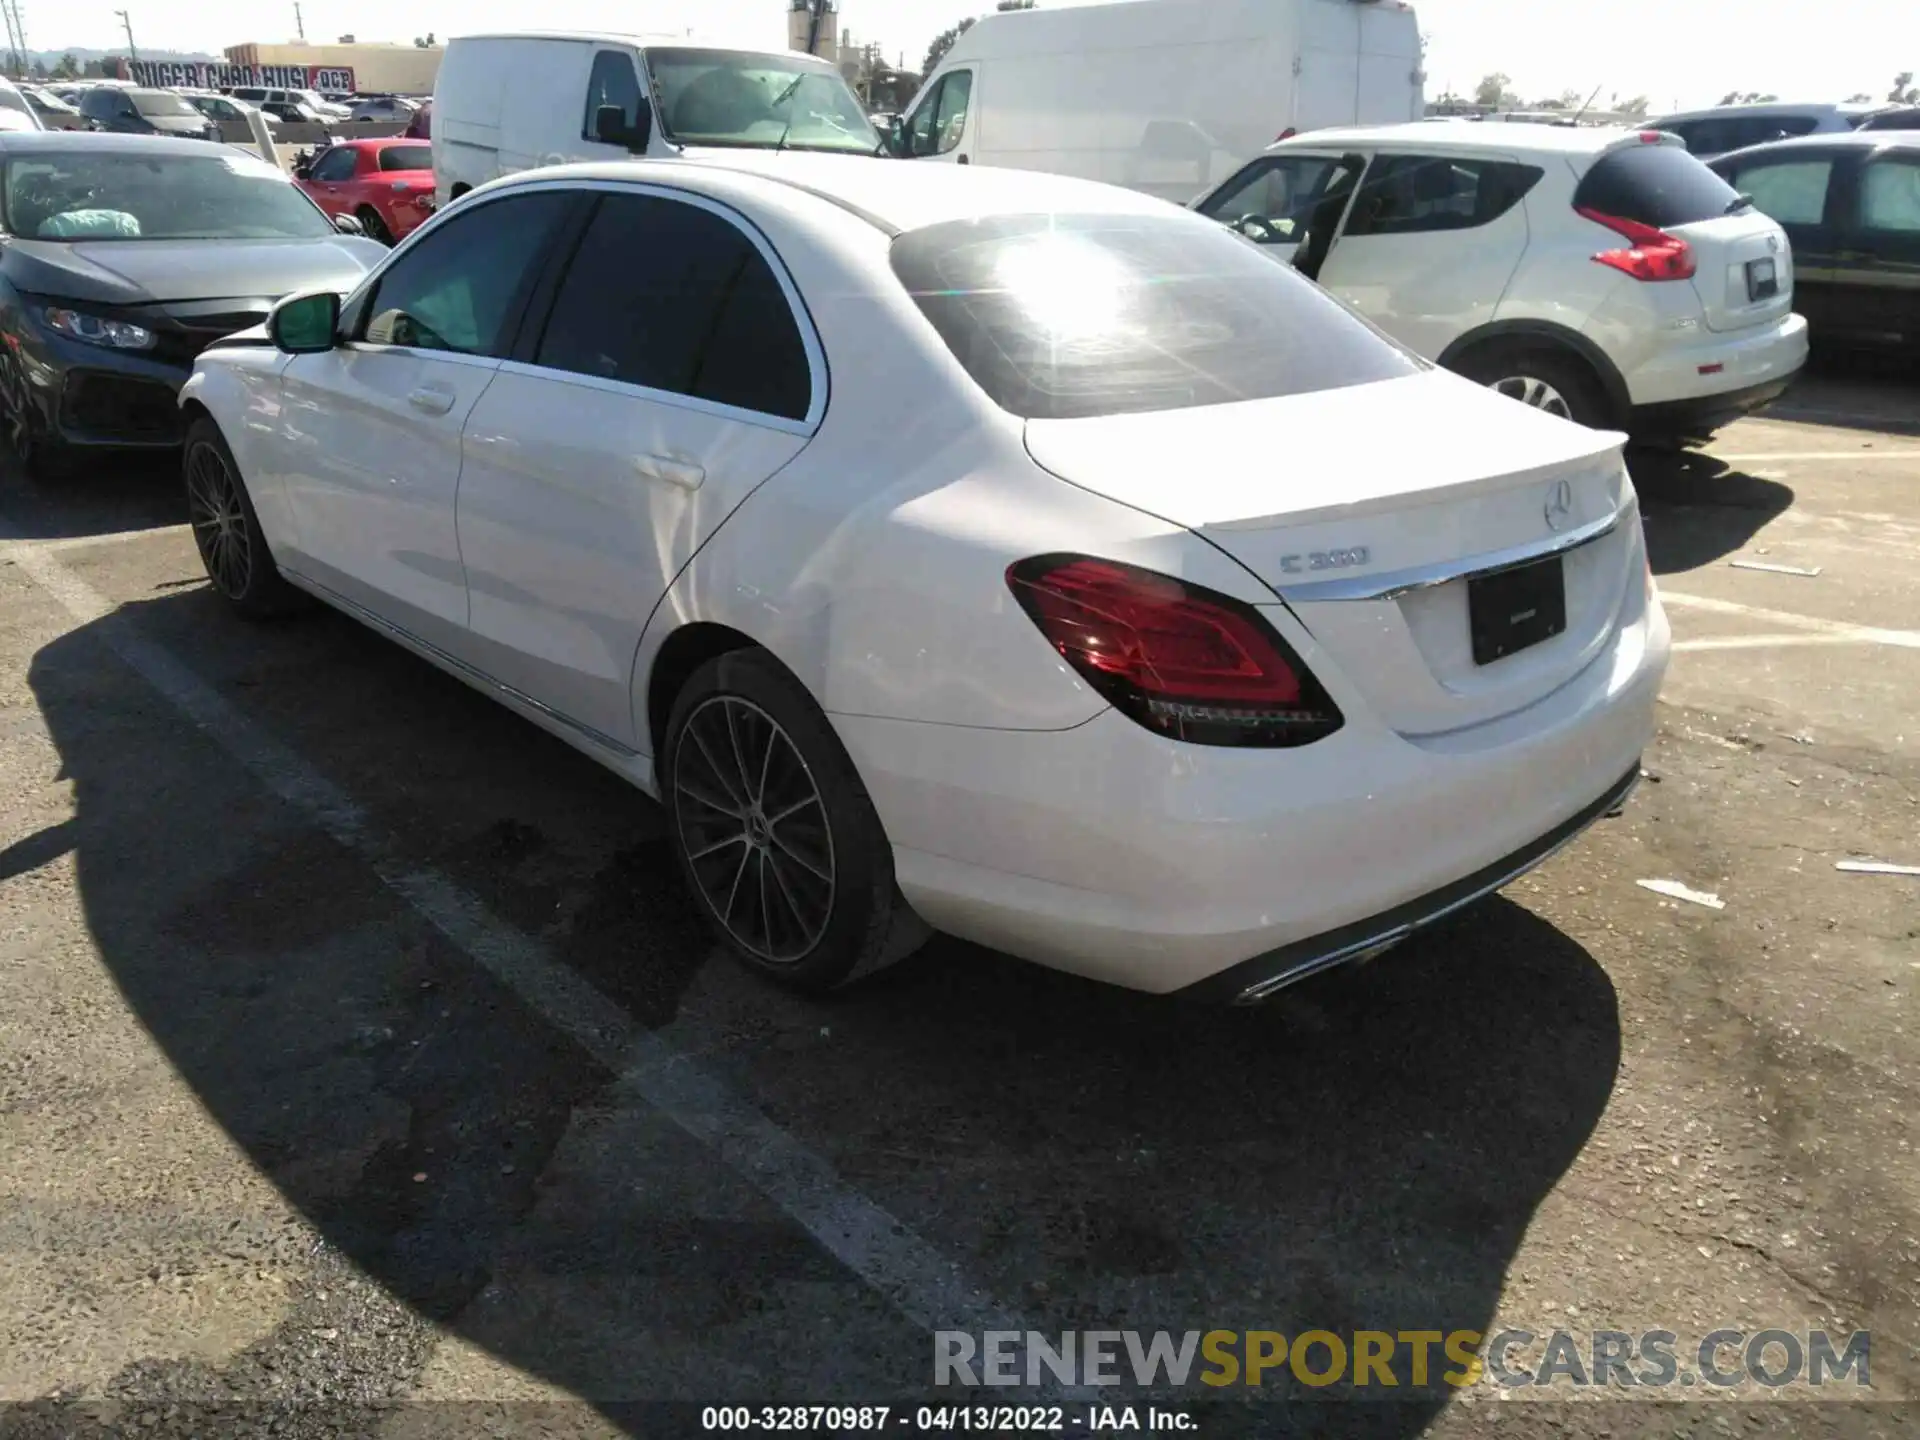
[[644, 621, 762, 763], [1439, 323, 1629, 429]]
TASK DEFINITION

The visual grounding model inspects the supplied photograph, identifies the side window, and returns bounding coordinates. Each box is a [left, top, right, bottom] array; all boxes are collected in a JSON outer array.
[[532, 192, 812, 422], [1730, 158, 1834, 227], [930, 69, 972, 154], [904, 71, 970, 158], [310, 148, 358, 182], [360, 191, 573, 357], [1198, 155, 1347, 239], [1343, 155, 1541, 237], [582, 49, 644, 141], [1660, 122, 1698, 153], [1860, 156, 1920, 235]]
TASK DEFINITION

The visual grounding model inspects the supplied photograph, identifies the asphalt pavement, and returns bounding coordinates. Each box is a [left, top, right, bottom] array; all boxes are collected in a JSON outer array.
[[1, 358, 1916, 1439]]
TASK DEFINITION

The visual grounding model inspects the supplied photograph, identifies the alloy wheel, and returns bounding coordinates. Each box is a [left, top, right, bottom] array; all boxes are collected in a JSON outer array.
[[185, 441, 253, 598], [674, 695, 836, 963], [1490, 375, 1574, 420]]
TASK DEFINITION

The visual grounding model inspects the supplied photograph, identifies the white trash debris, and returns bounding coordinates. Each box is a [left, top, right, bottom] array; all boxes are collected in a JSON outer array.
[[1729, 560, 1821, 577], [1637, 879, 1727, 910], [1835, 861, 1920, 877]]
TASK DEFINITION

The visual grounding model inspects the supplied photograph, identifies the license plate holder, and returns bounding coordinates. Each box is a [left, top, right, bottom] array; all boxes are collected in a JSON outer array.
[[1469, 556, 1567, 666], [1746, 256, 1778, 301]]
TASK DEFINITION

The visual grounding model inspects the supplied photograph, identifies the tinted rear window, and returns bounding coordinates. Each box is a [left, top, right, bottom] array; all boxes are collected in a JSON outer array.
[[1574, 143, 1743, 227], [889, 212, 1419, 421], [379, 144, 433, 172]]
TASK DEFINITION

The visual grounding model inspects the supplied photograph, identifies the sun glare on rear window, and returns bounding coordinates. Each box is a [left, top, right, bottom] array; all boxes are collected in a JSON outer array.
[[890, 212, 1420, 421]]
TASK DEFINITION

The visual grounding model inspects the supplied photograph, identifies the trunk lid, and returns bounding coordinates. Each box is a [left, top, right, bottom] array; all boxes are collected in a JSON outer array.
[[1023, 370, 1640, 738], [1672, 209, 1795, 333]]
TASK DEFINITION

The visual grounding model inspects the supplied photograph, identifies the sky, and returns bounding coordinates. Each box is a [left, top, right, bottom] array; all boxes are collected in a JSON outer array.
[[41, 0, 1920, 112]]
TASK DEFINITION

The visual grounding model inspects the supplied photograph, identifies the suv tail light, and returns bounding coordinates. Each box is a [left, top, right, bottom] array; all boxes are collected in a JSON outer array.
[[1005, 554, 1343, 747], [1577, 206, 1697, 281]]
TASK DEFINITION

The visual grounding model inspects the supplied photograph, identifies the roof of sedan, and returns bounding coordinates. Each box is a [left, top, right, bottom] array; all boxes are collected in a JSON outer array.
[[1273, 121, 1678, 155], [0, 132, 266, 160], [487, 153, 1181, 235]]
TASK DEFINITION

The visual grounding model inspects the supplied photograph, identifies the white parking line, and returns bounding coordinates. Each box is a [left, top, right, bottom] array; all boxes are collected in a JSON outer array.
[[0, 524, 191, 555], [1710, 451, 1920, 464], [0, 522, 1033, 1347], [1672, 633, 1872, 654], [1660, 590, 1920, 650]]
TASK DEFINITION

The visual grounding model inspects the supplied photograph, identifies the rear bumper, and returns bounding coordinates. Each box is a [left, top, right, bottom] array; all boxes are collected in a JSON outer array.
[[832, 584, 1670, 995], [1622, 311, 1808, 436], [1182, 763, 1641, 1003]]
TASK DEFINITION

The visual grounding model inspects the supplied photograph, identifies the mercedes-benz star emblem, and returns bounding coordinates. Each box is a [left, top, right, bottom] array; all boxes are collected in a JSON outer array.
[[1544, 478, 1574, 532]]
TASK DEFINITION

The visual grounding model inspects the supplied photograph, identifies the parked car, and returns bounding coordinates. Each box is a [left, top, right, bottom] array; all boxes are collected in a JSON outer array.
[[431, 33, 880, 204], [80, 87, 219, 140], [0, 133, 385, 479], [890, 0, 1423, 201], [1856, 106, 1920, 133], [179, 154, 1667, 1000], [261, 100, 332, 130], [230, 86, 349, 122], [0, 77, 46, 133], [182, 91, 281, 133], [1192, 124, 1808, 443], [1710, 131, 1920, 353], [18, 85, 78, 122], [347, 95, 419, 124], [294, 137, 436, 243], [1647, 102, 1886, 160]]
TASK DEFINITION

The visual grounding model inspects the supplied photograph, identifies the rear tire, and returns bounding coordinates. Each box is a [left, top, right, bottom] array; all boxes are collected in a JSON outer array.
[[183, 417, 305, 620], [663, 650, 929, 994], [1453, 345, 1609, 430], [356, 205, 394, 245]]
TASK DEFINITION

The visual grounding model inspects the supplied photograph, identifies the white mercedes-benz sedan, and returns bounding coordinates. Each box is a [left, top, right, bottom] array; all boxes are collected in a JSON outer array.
[[179, 153, 1670, 1003]]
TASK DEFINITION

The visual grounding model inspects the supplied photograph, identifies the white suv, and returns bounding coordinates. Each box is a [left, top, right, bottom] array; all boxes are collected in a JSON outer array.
[[1193, 124, 1809, 444]]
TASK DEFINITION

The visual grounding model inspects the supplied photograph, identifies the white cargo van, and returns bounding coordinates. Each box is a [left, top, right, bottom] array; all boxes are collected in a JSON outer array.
[[432, 31, 884, 206], [894, 0, 1423, 201]]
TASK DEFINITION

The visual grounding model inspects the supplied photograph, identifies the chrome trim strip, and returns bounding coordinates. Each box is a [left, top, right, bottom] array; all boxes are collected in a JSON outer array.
[[1233, 767, 1641, 1004], [1277, 505, 1625, 604], [285, 569, 639, 758]]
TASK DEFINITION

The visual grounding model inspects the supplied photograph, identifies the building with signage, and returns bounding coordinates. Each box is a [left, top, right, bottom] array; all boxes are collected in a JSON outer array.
[[223, 41, 442, 95]]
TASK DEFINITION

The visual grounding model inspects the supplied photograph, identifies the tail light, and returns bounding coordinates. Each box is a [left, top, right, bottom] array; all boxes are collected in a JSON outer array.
[[1005, 554, 1342, 747], [1274, 126, 1298, 143], [1577, 206, 1697, 282]]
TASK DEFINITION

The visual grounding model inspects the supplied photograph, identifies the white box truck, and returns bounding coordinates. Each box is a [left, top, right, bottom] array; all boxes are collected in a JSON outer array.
[[893, 0, 1424, 202]]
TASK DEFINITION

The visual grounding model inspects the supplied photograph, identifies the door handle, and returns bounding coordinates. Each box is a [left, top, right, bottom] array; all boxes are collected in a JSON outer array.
[[635, 453, 705, 490], [406, 384, 456, 415]]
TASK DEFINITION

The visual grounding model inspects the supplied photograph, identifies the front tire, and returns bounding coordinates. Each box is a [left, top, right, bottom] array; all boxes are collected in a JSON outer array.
[[1454, 345, 1609, 429], [183, 417, 304, 620], [664, 650, 927, 993]]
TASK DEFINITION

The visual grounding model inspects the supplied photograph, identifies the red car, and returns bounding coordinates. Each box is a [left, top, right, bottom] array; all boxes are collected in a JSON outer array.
[[294, 137, 436, 245]]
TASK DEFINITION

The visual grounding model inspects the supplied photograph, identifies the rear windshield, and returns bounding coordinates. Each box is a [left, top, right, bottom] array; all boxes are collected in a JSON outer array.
[[132, 90, 198, 118], [1575, 143, 1743, 227], [379, 144, 433, 172], [890, 212, 1420, 421]]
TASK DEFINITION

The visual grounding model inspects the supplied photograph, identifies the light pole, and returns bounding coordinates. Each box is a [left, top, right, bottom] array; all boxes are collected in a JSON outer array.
[[114, 9, 137, 66]]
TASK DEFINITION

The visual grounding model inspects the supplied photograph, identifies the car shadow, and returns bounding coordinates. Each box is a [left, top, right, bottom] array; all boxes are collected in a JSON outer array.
[[1628, 447, 1795, 576], [22, 583, 1622, 1438], [0, 451, 185, 541], [1763, 348, 1920, 435]]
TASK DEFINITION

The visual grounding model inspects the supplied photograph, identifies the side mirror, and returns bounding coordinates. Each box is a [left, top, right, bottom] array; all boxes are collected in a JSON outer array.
[[293, 161, 313, 179], [886, 116, 906, 156], [268, 290, 340, 355], [595, 101, 652, 154], [332, 213, 365, 236]]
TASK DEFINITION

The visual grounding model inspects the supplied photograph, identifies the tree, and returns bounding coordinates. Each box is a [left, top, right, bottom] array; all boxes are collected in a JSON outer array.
[[922, 16, 976, 76], [995, 0, 1036, 8], [1892, 71, 1919, 104], [1718, 90, 1779, 105], [1617, 94, 1650, 118], [1473, 72, 1512, 107]]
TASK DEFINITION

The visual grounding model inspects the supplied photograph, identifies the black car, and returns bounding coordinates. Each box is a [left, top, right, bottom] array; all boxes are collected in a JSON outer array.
[[1710, 132, 1920, 353], [0, 133, 386, 478], [261, 100, 331, 131], [79, 87, 219, 141], [1857, 106, 1920, 133]]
